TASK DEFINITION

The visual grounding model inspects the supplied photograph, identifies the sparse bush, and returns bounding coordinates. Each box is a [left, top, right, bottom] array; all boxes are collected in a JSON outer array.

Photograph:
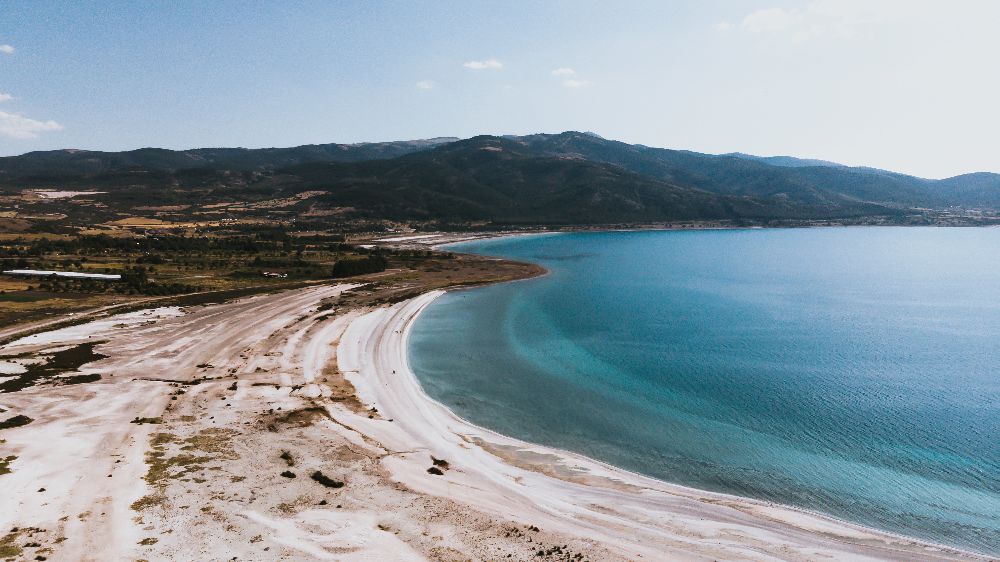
[[0, 414, 33, 430], [310, 470, 344, 488]]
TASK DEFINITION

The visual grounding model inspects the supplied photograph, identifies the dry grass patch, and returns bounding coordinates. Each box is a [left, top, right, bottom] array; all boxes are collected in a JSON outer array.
[[0, 530, 23, 558], [132, 428, 241, 512], [0, 455, 17, 476], [272, 406, 328, 428], [180, 428, 239, 458]]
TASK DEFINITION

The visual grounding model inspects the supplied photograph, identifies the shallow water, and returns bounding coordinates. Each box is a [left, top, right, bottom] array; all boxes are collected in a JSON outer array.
[[408, 228, 1000, 555]]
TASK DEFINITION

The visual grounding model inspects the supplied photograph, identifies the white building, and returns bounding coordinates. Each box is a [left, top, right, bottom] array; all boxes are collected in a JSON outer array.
[[2, 269, 122, 281]]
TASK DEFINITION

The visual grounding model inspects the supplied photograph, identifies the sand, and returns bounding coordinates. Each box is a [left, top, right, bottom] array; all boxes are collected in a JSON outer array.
[[336, 292, 987, 561], [0, 285, 989, 561]]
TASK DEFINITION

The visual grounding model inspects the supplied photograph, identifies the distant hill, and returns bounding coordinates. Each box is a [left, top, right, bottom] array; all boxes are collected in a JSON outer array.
[[505, 132, 1000, 209], [276, 136, 865, 224], [0, 138, 458, 178], [1, 131, 998, 227], [930, 172, 1000, 207], [725, 153, 844, 168]]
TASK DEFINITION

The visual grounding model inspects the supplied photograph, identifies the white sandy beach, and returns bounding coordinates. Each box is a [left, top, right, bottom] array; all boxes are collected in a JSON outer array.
[[0, 285, 989, 561], [337, 291, 988, 562]]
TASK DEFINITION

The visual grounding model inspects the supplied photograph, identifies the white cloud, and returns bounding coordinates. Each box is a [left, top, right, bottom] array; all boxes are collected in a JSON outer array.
[[0, 111, 63, 139], [0, 44, 13, 54], [741, 8, 799, 33], [0, 93, 12, 102], [734, 1, 894, 40], [714, 21, 734, 32], [463, 59, 503, 70], [415, 80, 434, 90], [553, 68, 591, 88]]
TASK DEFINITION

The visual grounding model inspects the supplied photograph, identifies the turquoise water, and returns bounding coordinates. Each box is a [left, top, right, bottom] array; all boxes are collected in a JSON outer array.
[[408, 228, 1000, 555]]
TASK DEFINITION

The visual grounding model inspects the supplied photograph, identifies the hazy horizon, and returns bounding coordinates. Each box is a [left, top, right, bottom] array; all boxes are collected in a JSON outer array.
[[2, 1, 999, 179]]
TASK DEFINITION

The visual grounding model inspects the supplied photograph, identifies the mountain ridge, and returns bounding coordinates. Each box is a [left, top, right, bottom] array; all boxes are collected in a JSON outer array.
[[1, 131, 999, 228], [0, 137, 460, 178]]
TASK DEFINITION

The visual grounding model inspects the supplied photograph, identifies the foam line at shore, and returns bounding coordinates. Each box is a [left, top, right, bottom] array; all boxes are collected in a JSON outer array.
[[336, 291, 987, 561]]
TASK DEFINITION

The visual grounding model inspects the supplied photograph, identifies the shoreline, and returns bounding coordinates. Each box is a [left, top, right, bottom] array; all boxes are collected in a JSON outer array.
[[339, 290, 989, 561], [0, 278, 990, 560], [393, 224, 1000, 255]]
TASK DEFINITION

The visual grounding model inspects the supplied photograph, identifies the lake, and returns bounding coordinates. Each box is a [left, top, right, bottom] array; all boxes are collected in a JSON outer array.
[[409, 228, 1000, 555]]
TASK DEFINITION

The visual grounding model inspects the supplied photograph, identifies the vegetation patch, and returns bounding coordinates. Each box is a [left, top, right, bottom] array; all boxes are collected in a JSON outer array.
[[310, 470, 344, 488], [426, 457, 451, 476], [144, 450, 211, 487], [331, 255, 388, 278], [0, 227, 542, 338], [133, 433, 200, 510], [179, 428, 239, 458], [272, 406, 328, 428], [55, 373, 102, 385], [132, 428, 239, 511], [0, 530, 22, 558], [0, 455, 16, 476], [0, 341, 107, 393], [0, 414, 33, 430], [130, 493, 167, 512], [0, 293, 47, 303]]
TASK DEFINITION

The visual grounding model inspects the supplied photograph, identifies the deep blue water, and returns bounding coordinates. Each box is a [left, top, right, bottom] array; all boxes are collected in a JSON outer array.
[[408, 228, 1000, 555]]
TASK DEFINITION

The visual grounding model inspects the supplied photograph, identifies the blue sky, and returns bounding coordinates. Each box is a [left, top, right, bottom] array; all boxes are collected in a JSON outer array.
[[1, 1, 997, 178]]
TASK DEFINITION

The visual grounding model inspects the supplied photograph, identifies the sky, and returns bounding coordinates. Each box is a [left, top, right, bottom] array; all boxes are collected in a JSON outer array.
[[0, 0, 998, 179]]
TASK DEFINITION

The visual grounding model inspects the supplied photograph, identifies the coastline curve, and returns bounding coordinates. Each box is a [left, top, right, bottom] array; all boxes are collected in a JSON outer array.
[[337, 292, 986, 561]]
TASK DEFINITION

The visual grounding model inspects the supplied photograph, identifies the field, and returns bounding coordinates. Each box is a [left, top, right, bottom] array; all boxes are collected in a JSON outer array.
[[0, 226, 542, 338]]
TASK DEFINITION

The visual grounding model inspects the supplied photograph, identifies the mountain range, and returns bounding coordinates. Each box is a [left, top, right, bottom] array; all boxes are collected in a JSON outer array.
[[2, 132, 998, 226]]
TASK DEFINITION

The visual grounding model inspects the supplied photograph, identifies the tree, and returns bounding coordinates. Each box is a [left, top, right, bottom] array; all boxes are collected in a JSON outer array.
[[331, 255, 388, 278]]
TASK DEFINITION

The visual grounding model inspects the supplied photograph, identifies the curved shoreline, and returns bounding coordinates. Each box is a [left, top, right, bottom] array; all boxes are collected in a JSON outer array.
[[337, 291, 987, 561]]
